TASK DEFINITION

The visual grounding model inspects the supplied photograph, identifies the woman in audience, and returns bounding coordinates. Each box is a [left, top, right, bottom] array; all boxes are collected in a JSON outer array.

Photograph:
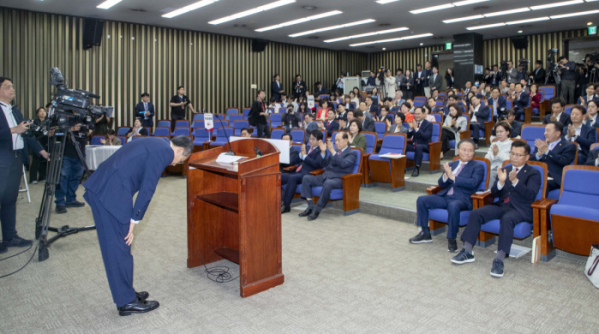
[[384, 69, 396, 99], [352, 87, 361, 99], [349, 91, 360, 106], [445, 68, 455, 89], [402, 70, 415, 100], [375, 105, 393, 123], [297, 102, 309, 115], [387, 112, 407, 133], [101, 129, 122, 146], [422, 105, 437, 123], [439, 104, 467, 159], [348, 119, 367, 151], [295, 94, 306, 105], [316, 101, 329, 122], [371, 87, 382, 104], [126, 118, 149, 142], [465, 91, 475, 110], [30, 107, 48, 184], [484, 122, 512, 187], [529, 83, 542, 110]]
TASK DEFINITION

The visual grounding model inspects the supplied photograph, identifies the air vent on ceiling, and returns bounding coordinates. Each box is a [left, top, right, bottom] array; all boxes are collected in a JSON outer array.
[[302, 6, 317, 10], [130, 9, 147, 12], [233, 24, 248, 28], [378, 23, 391, 27], [473, 6, 490, 10], [307, 36, 319, 39]]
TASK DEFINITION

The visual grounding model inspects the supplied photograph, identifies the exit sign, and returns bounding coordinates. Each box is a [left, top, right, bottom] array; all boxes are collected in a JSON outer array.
[[589, 26, 597, 35], [446, 43, 452, 50]]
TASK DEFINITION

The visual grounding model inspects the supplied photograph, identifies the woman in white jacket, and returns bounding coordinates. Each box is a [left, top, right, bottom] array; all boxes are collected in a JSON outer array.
[[485, 121, 513, 187], [384, 69, 396, 99]]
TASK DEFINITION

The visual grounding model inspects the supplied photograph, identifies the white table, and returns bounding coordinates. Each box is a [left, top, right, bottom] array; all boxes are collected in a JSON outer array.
[[86, 145, 121, 170]]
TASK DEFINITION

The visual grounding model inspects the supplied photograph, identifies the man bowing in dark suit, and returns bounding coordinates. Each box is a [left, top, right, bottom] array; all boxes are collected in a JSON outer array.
[[281, 130, 325, 213], [134, 93, 155, 128], [83, 136, 193, 316], [299, 132, 357, 221], [453, 141, 541, 278], [405, 107, 433, 177], [529, 121, 576, 194], [410, 139, 484, 252]]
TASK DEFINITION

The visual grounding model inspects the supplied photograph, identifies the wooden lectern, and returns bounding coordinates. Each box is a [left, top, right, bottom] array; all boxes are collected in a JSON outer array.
[[186, 139, 284, 297]]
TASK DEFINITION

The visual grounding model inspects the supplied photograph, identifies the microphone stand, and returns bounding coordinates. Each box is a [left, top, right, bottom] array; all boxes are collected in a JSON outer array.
[[216, 114, 235, 156]]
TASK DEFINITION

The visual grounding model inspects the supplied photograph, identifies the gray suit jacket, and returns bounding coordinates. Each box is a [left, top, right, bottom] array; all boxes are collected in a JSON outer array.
[[429, 74, 443, 90], [362, 117, 376, 132], [389, 124, 408, 134]]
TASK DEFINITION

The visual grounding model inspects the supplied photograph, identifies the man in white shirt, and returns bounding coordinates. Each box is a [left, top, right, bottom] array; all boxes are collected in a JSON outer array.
[[0, 77, 49, 253]]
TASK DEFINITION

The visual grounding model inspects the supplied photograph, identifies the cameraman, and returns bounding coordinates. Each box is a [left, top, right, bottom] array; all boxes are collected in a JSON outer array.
[[558, 56, 576, 104], [55, 119, 93, 214], [0, 77, 49, 252], [281, 105, 301, 133]]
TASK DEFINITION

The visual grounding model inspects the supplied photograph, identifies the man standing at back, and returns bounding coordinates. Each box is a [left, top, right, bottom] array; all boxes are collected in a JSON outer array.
[[248, 90, 271, 138], [134, 93, 155, 128], [169, 86, 197, 132], [83, 136, 193, 316], [409, 139, 484, 252]]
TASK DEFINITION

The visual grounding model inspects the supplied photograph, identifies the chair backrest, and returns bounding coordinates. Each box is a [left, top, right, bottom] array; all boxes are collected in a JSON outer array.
[[175, 120, 190, 129], [192, 114, 204, 122], [243, 108, 251, 118], [351, 147, 363, 174], [229, 113, 244, 123], [431, 122, 441, 143], [557, 166, 599, 206], [233, 120, 249, 136], [413, 101, 424, 107], [350, 102, 356, 109], [503, 161, 548, 202], [591, 142, 599, 151], [539, 85, 555, 101], [521, 124, 546, 148], [431, 112, 443, 123], [117, 136, 126, 145], [132, 135, 147, 140], [414, 97, 427, 104], [564, 104, 576, 115], [270, 113, 283, 126], [435, 100, 444, 107], [214, 120, 229, 128], [271, 128, 285, 140], [153, 127, 170, 136], [319, 94, 330, 100], [374, 121, 386, 138], [193, 128, 211, 144], [214, 127, 233, 141], [116, 127, 130, 135], [290, 129, 306, 144], [172, 128, 190, 137], [362, 131, 377, 154], [91, 136, 104, 145], [453, 156, 490, 190], [378, 133, 407, 155], [320, 130, 327, 142], [192, 120, 205, 129], [505, 100, 512, 109], [225, 108, 239, 119], [157, 120, 171, 128]]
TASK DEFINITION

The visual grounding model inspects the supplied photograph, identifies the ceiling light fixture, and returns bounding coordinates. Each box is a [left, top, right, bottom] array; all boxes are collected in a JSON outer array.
[[453, 0, 489, 5], [420, 43, 424, 45], [162, 0, 219, 18], [443, 15, 485, 23], [484, 7, 530, 17], [97, 0, 122, 9], [466, 22, 507, 30], [289, 19, 375, 37], [376, 0, 400, 3], [209, 0, 295, 25], [506, 16, 550, 25], [588, 22, 593, 25], [349, 33, 433, 47], [410, 4, 455, 14], [324, 27, 409, 43], [530, 0, 583, 10], [550, 9, 599, 18], [518, 30, 523, 33], [256, 10, 342, 32]]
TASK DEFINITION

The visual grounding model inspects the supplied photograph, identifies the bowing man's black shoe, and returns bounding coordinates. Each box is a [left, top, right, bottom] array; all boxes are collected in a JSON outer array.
[[0, 243, 7, 254], [307, 211, 320, 221], [65, 201, 85, 208], [3, 235, 33, 248], [298, 208, 312, 217], [281, 204, 291, 214], [137, 291, 149, 301], [118, 297, 159, 316]]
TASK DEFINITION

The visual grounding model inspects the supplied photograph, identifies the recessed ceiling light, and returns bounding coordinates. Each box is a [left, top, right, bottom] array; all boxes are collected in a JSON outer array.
[[588, 22, 593, 25], [518, 30, 523, 33], [420, 43, 424, 45], [376, 0, 400, 3], [466, 22, 507, 30], [324, 27, 409, 43], [349, 33, 432, 47], [443, 15, 484, 23], [506, 16, 550, 25], [382, 47, 387, 50], [410, 4, 455, 14], [530, 0, 583, 10], [550, 9, 599, 18], [289, 19, 375, 37], [162, 0, 219, 18], [97, 0, 122, 9], [256, 10, 342, 32], [209, 0, 295, 25], [484, 7, 530, 17]]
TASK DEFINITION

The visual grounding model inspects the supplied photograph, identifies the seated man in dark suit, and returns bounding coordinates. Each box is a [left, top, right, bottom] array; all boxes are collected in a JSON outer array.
[[405, 107, 433, 177], [468, 95, 490, 149], [314, 81, 328, 99], [565, 105, 596, 163], [336, 104, 348, 122], [427, 97, 443, 114], [505, 109, 522, 138], [299, 132, 357, 221], [83, 136, 193, 315], [279, 133, 301, 173], [529, 121, 576, 193], [134, 93, 155, 128], [281, 130, 325, 213], [320, 109, 339, 137], [585, 100, 599, 128], [442, 95, 458, 116], [542, 98, 572, 127], [354, 110, 376, 133], [488, 87, 507, 121], [585, 146, 599, 166], [512, 83, 530, 121], [453, 141, 541, 278], [365, 97, 379, 117], [281, 106, 301, 133], [409, 139, 485, 252]]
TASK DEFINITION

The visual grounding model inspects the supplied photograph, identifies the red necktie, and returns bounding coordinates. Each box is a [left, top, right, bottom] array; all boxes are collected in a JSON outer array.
[[504, 168, 519, 203], [296, 147, 314, 173]]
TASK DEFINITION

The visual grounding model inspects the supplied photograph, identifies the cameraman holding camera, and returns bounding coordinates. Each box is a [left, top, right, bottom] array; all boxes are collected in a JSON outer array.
[[557, 56, 576, 104], [54, 119, 93, 214], [0, 77, 49, 253], [281, 104, 301, 133]]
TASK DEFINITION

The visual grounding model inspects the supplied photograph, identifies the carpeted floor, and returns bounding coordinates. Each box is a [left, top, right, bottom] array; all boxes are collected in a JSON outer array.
[[1, 176, 597, 334]]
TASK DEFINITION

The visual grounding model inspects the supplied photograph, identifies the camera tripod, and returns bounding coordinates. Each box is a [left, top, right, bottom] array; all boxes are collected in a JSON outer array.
[[34, 128, 95, 262]]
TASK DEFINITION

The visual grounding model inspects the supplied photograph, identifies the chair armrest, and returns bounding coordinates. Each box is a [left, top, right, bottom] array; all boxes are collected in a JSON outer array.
[[310, 169, 325, 176], [341, 173, 363, 181], [531, 198, 557, 211], [524, 106, 533, 124], [459, 130, 470, 140], [426, 185, 442, 195], [471, 191, 494, 208], [283, 166, 298, 172]]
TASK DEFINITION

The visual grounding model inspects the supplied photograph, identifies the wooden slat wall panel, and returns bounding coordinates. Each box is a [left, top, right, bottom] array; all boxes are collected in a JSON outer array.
[[0, 8, 367, 127]]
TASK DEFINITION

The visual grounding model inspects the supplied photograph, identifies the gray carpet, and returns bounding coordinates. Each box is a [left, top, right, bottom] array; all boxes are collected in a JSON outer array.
[[1, 176, 597, 334]]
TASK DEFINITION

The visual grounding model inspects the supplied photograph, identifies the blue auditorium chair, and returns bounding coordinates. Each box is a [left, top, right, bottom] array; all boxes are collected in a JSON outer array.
[[368, 133, 408, 191], [228, 113, 244, 124], [290, 129, 306, 144], [225, 108, 239, 119], [172, 128, 190, 137], [175, 120, 189, 129], [153, 127, 170, 137], [157, 120, 171, 128], [117, 127, 130, 136], [193, 128, 211, 147], [209, 127, 233, 147], [406, 122, 443, 173], [233, 120, 249, 136], [91, 136, 104, 145], [270, 128, 285, 140]]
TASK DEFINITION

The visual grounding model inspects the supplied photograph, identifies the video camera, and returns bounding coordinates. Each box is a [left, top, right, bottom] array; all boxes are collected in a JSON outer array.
[[378, 66, 387, 82], [518, 58, 530, 70]]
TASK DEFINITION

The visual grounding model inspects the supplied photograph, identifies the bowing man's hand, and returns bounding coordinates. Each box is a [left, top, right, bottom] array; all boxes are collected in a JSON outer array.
[[124, 221, 136, 246]]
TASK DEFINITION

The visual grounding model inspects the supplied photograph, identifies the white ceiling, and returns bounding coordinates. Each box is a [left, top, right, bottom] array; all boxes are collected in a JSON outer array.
[[2, 0, 598, 52]]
